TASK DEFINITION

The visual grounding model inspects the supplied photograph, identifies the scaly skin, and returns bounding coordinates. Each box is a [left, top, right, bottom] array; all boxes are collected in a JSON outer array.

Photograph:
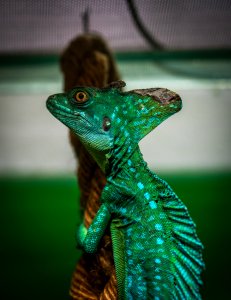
[[47, 81, 204, 299]]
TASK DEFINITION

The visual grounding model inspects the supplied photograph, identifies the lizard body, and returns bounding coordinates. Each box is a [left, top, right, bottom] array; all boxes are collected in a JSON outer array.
[[47, 81, 204, 299]]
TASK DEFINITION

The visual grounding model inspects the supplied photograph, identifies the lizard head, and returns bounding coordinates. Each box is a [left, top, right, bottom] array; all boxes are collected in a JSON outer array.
[[46, 81, 182, 172]]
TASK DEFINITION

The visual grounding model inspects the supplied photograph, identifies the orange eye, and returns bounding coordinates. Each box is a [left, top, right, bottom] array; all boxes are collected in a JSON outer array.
[[75, 92, 88, 103]]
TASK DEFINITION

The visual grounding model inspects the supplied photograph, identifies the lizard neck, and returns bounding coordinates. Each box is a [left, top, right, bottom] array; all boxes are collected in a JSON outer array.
[[106, 138, 147, 179]]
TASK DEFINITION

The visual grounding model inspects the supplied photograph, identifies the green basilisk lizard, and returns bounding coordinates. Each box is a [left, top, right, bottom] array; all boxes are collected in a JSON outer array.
[[46, 80, 204, 299]]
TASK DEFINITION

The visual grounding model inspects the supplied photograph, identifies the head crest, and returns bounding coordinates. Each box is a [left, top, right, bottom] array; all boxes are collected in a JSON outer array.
[[124, 88, 182, 142]]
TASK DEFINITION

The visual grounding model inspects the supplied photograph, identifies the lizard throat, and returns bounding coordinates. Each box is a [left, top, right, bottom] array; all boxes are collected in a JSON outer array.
[[106, 142, 145, 178]]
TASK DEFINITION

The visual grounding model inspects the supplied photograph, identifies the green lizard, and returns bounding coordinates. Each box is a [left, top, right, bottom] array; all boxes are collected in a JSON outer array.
[[46, 80, 204, 299]]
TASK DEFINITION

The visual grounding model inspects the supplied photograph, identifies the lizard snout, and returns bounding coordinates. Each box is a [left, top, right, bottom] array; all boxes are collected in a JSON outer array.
[[47, 93, 62, 102], [46, 93, 65, 108]]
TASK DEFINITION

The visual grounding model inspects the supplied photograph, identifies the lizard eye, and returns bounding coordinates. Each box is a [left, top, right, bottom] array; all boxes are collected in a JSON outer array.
[[75, 92, 88, 103]]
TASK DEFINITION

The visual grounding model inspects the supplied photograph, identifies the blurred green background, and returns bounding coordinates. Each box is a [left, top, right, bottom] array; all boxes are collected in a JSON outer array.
[[1, 172, 231, 299]]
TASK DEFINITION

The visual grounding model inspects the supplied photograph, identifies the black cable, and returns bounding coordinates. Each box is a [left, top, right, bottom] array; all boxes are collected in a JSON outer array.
[[125, 0, 164, 50], [82, 8, 90, 33]]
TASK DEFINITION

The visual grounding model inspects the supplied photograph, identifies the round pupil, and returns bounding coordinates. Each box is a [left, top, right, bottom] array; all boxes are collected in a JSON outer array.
[[76, 92, 88, 103], [78, 93, 84, 100]]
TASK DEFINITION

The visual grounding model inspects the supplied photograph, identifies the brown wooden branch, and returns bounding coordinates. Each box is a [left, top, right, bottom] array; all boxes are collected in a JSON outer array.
[[60, 34, 120, 299]]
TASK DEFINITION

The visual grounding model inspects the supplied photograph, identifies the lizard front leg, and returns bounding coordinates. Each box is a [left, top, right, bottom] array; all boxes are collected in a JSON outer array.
[[77, 203, 111, 254]]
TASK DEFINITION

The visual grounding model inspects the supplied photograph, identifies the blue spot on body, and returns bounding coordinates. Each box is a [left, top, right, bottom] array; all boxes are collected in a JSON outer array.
[[127, 228, 133, 236], [121, 208, 127, 214], [127, 275, 132, 288], [140, 232, 146, 238], [144, 192, 150, 200], [137, 182, 144, 189], [159, 212, 165, 219], [149, 201, 157, 209], [155, 224, 162, 231], [155, 258, 161, 264], [128, 259, 133, 265], [128, 160, 132, 166], [156, 238, 164, 245]]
